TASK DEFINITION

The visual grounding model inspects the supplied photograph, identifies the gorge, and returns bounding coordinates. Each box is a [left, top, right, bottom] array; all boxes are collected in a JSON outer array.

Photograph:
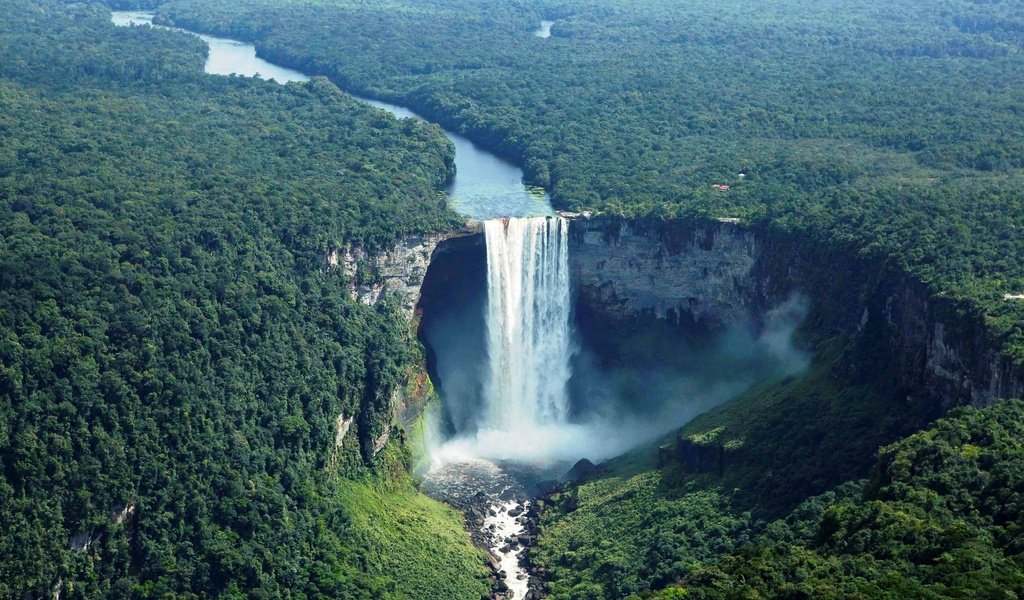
[[106, 14, 831, 595], [109, 13, 1024, 599], [5, 1, 1024, 598]]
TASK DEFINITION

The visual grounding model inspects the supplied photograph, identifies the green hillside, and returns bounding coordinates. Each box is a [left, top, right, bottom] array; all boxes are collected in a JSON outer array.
[[0, 1, 486, 597]]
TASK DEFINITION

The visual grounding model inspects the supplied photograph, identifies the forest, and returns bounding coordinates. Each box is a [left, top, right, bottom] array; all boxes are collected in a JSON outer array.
[[0, 0, 488, 597], [135, 0, 1024, 597], [153, 0, 1024, 365], [4, 0, 1024, 598]]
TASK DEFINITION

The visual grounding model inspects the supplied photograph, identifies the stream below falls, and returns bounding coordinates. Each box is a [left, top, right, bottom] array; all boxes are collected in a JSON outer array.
[[112, 11, 563, 598]]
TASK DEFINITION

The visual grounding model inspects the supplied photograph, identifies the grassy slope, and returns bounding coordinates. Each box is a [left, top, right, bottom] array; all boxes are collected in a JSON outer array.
[[329, 445, 490, 600]]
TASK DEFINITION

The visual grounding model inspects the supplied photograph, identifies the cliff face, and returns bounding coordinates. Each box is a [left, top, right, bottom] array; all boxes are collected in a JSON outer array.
[[324, 224, 482, 458], [325, 222, 482, 321], [567, 215, 1022, 408], [348, 213, 1020, 460], [568, 217, 760, 329]]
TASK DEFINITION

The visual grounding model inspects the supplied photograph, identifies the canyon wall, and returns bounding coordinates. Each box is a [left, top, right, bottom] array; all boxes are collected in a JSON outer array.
[[341, 213, 1021, 460], [567, 215, 1022, 408], [568, 216, 760, 328], [324, 224, 482, 458], [325, 221, 482, 321]]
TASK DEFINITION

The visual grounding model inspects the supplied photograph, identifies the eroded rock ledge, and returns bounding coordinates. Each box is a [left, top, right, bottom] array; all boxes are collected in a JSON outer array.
[[566, 215, 1022, 408], [324, 220, 483, 320]]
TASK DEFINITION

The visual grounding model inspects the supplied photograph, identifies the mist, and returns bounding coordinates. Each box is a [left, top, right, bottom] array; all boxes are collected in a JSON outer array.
[[422, 285, 810, 468]]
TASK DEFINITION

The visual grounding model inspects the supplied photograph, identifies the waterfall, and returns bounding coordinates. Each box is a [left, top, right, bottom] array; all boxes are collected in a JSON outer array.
[[482, 216, 572, 432]]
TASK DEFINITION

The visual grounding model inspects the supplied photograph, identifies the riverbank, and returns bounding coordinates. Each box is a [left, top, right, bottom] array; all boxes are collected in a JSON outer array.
[[420, 457, 554, 600]]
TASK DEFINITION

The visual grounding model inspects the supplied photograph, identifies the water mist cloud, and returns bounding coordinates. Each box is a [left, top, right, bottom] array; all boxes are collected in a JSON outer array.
[[431, 293, 811, 468]]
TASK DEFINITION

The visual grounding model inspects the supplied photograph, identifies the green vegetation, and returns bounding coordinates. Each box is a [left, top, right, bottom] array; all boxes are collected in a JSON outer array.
[[534, 341, 912, 598], [676, 397, 1024, 598], [537, 342, 1024, 599], [0, 0, 486, 597], [127, 4, 1024, 591], [5, 0, 1024, 597], [154, 0, 1024, 362], [536, 470, 752, 599], [330, 446, 490, 600]]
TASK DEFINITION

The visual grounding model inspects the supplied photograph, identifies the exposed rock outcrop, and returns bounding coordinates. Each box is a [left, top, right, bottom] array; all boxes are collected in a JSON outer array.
[[334, 413, 353, 448], [325, 221, 482, 320], [325, 224, 483, 459], [568, 217, 758, 328], [566, 215, 1022, 407], [564, 458, 597, 483]]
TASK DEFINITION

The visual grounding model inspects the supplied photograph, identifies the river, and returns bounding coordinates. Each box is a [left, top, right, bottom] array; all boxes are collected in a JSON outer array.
[[112, 11, 554, 598], [111, 11, 551, 222]]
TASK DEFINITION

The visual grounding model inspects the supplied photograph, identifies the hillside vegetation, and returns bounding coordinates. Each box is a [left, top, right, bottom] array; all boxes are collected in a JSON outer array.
[[665, 396, 1024, 599], [537, 346, 1024, 599], [154, 0, 1024, 362], [0, 0, 488, 597]]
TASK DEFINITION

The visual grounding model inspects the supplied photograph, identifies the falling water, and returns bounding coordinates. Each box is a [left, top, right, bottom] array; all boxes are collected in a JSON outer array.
[[482, 216, 572, 432]]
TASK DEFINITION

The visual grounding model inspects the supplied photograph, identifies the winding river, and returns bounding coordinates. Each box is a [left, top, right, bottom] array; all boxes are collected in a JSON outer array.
[[112, 11, 552, 598], [111, 11, 551, 221]]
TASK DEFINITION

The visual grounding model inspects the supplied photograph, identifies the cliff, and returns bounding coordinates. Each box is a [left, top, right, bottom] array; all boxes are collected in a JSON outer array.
[[567, 215, 1022, 408], [342, 213, 1021, 463], [325, 221, 483, 321], [324, 223, 483, 458], [568, 216, 759, 328]]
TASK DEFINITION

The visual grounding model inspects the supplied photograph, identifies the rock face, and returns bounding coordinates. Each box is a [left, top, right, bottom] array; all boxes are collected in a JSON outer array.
[[325, 225, 483, 459], [334, 413, 353, 448], [325, 221, 482, 320], [568, 217, 759, 328], [341, 213, 1020, 462], [564, 458, 597, 483], [566, 215, 1022, 408]]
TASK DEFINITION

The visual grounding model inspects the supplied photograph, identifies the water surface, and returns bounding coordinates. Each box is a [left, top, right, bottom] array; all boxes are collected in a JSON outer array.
[[535, 20, 554, 38], [111, 11, 551, 220], [111, 12, 309, 84]]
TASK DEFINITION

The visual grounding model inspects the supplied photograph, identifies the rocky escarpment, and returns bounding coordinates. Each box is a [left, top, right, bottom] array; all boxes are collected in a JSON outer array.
[[325, 222, 483, 321], [568, 216, 759, 328], [324, 224, 483, 459], [567, 215, 1022, 408]]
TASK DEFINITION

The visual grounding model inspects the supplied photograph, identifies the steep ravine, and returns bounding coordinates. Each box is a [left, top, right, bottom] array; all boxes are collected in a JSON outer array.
[[356, 214, 1021, 430], [337, 213, 1022, 597]]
